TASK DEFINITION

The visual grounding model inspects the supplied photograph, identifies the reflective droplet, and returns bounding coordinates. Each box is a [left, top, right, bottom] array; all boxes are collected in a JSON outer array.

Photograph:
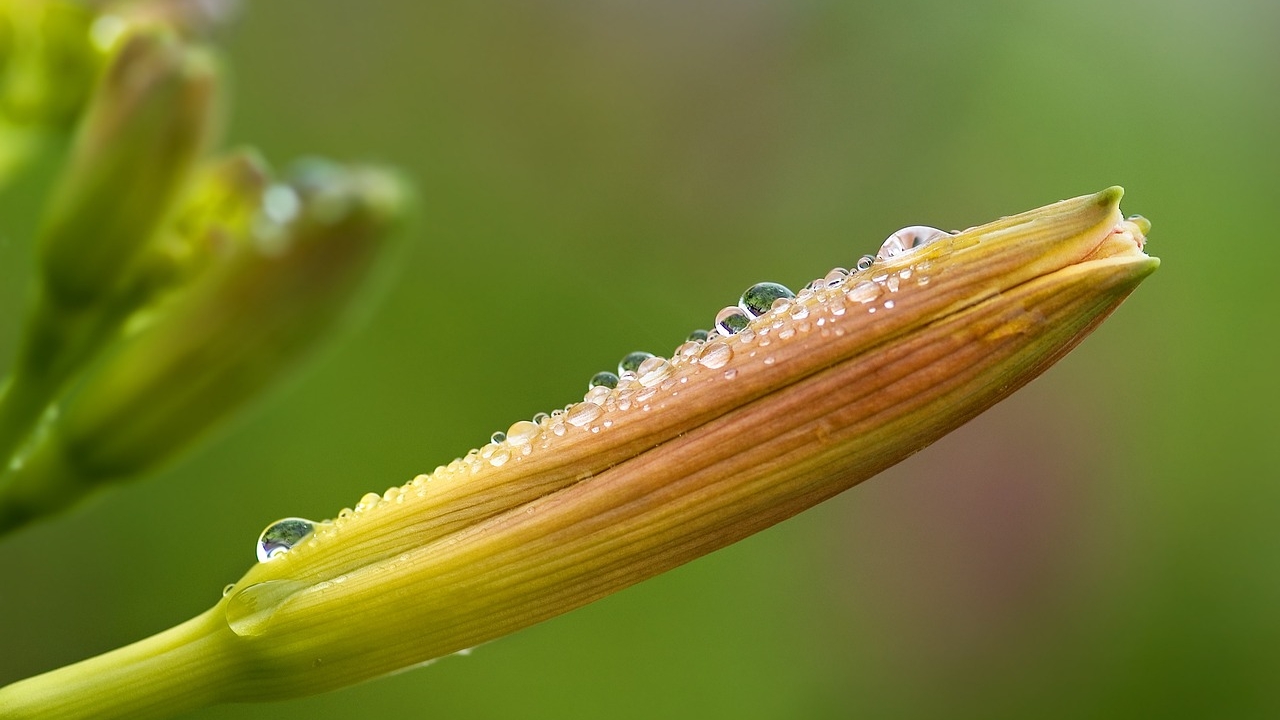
[[739, 282, 796, 318], [256, 518, 316, 562], [824, 268, 848, 286], [714, 307, 751, 335], [589, 371, 619, 390], [506, 420, 540, 446], [698, 341, 734, 369], [618, 351, 654, 375], [566, 402, 603, 427], [489, 447, 511, 466], [222, 583, 236, 597], [687, 329, 710, 342], [845, 281, 883, 304], [532, 412, 550, 424], [636, 357, 673, 387], [490, 431, 507, 444], [856, 254, 875, 271], [877, 226, 951, 260]]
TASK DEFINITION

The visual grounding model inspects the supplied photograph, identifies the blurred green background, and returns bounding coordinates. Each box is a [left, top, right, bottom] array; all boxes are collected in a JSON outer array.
[[1, 0, 1277, 718]]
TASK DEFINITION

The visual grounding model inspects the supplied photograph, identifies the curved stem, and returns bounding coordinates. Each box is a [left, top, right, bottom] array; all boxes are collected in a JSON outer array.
[[0, 609, 240, 720]]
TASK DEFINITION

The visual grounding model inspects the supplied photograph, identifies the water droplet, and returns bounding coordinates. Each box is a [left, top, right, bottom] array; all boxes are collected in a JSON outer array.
[[884, 299, 896, 309], [532, 412, 550, 424], [724, 368, 739, 380], [256, 518, 316, 562], [856, 254, 875, 271], [676, 341, 702, 359], [698, 341, 734, 369], [714, 307, 751, 335], [490, 431, 507, 444], [877, 226, 951, 260], [489, 448, 511, 466], [222, 583, 236, 597], [824, 268, 848, 286], [566, 402, 603, 427], [636, 357, 673, 387], [845, 281, 883, 304], [763, 356, 776, 365], [506, 420, 540, 446], [739, 282, 796, 318], [589, 371, 619, 390], [356, 492, 381, 511], [687, 329, 710, 342], [618, 351, 654, 375], [585, 385, 611, 405]]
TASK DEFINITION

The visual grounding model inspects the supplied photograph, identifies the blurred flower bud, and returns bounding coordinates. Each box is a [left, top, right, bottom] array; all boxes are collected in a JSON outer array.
[[37, 26, 219, 308], [55, 160, 406, 480], [0, 0, 100, 129]]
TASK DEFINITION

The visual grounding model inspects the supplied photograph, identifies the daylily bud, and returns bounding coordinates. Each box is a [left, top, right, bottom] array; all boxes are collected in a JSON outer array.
[[0, 161, 406, 530], [0, 189, 1158, 720], [0, 0, 100, 129], [38, 26, 218, 307]]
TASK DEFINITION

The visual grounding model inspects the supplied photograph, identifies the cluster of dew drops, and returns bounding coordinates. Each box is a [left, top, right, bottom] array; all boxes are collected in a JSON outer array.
[[248, 225, 953, 568]]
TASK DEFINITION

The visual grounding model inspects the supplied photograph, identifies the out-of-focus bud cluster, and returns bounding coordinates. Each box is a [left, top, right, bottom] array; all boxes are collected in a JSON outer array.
[[0, 4, 408, 533]]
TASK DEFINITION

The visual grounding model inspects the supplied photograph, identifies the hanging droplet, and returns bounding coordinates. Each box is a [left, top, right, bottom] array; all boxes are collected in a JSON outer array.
[[256, 518, 317, 562], [589, 371, 619, 389], [739, 282, 796, 318], [714, 306, 751, 335], [856, 254, 875, 271], [687, 329, 710, 342], [618, 351, 654, 375], [490, 431, 507, 444], [877, 226, 951, 260]]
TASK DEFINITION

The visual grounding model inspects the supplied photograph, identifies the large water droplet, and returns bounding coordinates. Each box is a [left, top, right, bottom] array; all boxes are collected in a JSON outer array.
[[846, 281, 883, 304], [256, 518, 316, 562], [566, 402, 603, 427], [505, 420, 540, 446], [877, 226, 950, 260], [618, 351, 654, 375], [739, 282, 795, 318], [714, 307, 751, 336], [698, 341, 734, 369], [589, 371, 619, 390], [636, 356, 673, 387]]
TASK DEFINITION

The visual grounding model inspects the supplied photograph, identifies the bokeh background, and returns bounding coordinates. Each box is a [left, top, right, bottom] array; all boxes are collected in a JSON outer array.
[[1, 0, 1277, 718]]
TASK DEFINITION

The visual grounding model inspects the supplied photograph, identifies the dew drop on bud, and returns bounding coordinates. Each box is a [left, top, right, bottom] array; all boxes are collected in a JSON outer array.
[[589, 371, 619, 390], [687, 329, 710, 342], [505, 420, 540, 446], [714, 307, 751, 335], [739, 282, 796, 318], [618, 351, 655, 375], [856, 254, 875, 271], [256, 518, 316, 562], [698, 341, 734, 369], [636, 356, 673, 387], [877, 226, 951, 260], [490, 431, 507, 444]]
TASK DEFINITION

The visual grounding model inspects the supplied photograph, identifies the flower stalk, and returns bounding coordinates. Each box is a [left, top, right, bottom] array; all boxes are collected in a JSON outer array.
[[0, 188, 1159, 720]]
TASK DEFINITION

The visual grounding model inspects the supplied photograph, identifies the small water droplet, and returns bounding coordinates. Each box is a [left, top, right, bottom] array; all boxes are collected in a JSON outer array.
[[676, 341, 702, 359], [222, 583, 236, 597], [739, 282, 796, 318], [724, 368, 739, 380], [687, 329, 710, 342], [763, 356, 775, 365], [824, 268, 848, 286], [566, 402, 603, 427], [698, 341, 734, 369], [506, 420, 540, 446], [618, 352, 654, 375], [856, 254, 875, 271], [585, 385, 611, 405], [490, 431, 507, 444], [636, 357, 673, 387], [884, 299, 896, 309], [714, 306, 751, 335], [887, 275, 900, 292], [589, 371, 619, 390], [532, 412, 550, 424], [845, 281, 883, 304], [256, 518, 316, 562], [877, 226, 951, 260]]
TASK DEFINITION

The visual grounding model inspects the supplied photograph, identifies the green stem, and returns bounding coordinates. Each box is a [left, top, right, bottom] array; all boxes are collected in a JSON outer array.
[[0, 609, 240, 720]]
